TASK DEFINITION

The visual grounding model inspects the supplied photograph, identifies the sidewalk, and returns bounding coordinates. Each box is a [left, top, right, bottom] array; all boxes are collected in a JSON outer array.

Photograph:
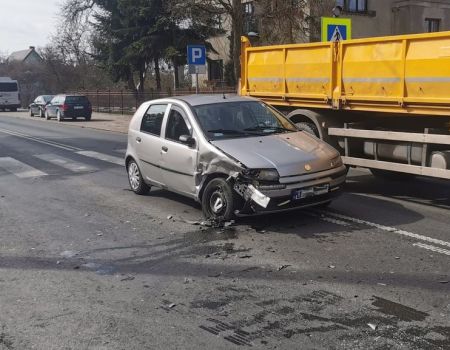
[[0, 110, 132, 134]]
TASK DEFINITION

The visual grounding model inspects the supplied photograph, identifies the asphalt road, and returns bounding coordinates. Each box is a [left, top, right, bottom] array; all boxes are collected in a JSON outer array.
[[0, 113, 449, 350]]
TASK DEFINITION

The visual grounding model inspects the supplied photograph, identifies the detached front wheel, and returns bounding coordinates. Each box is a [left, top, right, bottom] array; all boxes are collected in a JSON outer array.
[[202, 178, 240, 221]]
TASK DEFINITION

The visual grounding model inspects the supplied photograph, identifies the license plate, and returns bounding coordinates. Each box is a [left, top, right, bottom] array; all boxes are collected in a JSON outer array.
[[74, 106, 84, 109], [292, 184, 330, 200]]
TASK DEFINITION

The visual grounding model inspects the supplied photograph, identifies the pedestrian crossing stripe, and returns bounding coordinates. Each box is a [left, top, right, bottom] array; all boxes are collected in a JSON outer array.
[[35, 154, 97, 173], [0, 157, 47, 178], [75, 151, 125, 166]]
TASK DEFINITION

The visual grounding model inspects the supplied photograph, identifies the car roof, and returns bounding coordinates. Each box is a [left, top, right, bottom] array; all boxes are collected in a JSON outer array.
[[170, 94, 258, 107]]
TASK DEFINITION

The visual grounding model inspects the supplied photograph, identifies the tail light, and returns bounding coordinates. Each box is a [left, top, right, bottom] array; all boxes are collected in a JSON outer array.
[[62, 104, 69, 111]]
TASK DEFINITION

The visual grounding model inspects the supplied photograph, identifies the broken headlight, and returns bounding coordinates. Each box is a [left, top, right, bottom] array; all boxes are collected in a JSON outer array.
[[243, 168, 280, 182]]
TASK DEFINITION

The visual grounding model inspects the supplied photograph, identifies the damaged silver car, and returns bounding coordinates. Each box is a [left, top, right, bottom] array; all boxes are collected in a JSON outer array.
[[125, 95, 346, 220]]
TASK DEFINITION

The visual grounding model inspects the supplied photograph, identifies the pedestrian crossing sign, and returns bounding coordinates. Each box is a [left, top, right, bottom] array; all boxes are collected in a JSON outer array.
[[321, 17, 352, 42]]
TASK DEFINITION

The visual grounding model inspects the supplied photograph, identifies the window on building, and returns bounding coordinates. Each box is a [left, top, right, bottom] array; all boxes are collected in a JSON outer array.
[[336, 0, 367, 13], [426, 18, 440, 32], [244, 2, 254, 15]]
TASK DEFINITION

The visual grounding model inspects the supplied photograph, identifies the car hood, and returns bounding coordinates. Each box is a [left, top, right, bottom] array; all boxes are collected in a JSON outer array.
[[211, 132, 339, 177]]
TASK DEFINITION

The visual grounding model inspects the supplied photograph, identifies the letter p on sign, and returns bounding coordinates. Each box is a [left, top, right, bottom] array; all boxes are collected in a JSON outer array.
[[187, 45, 206, 65]]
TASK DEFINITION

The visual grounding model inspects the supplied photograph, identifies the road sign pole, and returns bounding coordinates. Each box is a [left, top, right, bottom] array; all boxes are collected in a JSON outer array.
[[196, 72, 199, 94]]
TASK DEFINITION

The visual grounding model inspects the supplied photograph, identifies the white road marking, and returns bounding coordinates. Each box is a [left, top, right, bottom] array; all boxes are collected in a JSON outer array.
[[35, 154, 97, 173], [0, 157, 47, 178], [413, 243, 450, 256], [75, 151, 124, 166], [305, 211, 351, 227], [321, 210, 450, 248], [0, 127, 82, 152]]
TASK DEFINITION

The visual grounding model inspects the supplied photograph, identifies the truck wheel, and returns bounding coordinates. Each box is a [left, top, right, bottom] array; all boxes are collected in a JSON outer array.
[[296, 122, 319, 138], [370, 169, 415, 181], [202, 178, 240, 221]]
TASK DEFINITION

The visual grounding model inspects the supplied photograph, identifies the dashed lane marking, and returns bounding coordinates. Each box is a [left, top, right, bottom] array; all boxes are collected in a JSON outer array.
[[413, 243, 450, 256], [305, 211, 351, 227], [35, 154, 97, 173], [0, 157, 47, 178], [320, 210, 450, 249], [75, 150, 124, 166]]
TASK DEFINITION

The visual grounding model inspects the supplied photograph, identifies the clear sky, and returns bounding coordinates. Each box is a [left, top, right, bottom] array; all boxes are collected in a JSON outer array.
[[0, 0, 61, 54]]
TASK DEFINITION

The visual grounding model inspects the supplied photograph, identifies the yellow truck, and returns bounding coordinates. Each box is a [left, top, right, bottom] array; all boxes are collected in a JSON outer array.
[[240, 31, 450, 180]]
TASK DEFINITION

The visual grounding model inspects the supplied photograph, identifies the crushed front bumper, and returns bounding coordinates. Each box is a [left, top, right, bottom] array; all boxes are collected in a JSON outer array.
[[234, 165, 347, 216]]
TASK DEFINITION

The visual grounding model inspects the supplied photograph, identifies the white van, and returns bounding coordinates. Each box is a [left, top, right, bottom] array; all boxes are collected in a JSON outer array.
[[0, 77, 20, 111]]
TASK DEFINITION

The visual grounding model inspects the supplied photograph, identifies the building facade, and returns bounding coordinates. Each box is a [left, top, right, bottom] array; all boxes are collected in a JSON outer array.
[[336, 0, 450, 39]]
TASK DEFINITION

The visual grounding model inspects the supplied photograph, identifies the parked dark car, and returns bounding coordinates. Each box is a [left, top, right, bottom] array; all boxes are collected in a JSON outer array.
[[29, 95, 54, 118], [45, 94, 92, 121]]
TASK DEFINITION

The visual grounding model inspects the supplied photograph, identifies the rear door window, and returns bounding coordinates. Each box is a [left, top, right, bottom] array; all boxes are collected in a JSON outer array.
[[140, 104, 167, 136]]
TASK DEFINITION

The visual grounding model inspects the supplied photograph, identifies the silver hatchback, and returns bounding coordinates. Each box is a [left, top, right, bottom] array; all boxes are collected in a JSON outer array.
[[126, 95, 346, 220]]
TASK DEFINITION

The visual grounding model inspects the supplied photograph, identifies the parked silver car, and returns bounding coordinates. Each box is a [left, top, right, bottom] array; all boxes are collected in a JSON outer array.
[[125, 95, 346, 220]]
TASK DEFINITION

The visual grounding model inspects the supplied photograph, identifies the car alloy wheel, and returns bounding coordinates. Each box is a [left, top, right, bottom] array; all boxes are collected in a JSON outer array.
[[127, 160, 150, 195], [209, 188, 227, 216]]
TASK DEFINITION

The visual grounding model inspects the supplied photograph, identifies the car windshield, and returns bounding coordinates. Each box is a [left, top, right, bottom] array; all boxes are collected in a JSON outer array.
[[193, 101, 297, 140]]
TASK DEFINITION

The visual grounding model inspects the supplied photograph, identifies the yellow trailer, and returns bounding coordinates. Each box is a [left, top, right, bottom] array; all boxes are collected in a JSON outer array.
[[240, 32, 450, 180]]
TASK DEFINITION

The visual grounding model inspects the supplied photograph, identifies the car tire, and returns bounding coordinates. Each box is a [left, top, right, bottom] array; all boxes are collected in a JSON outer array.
[[45, 110, 50, 120], [202, 178, 240, 221], [295, 122, 319, 138], [127, 160, 150, 195], [39, 109, 44, 118], [30, 109, 34, 117], [57, 110, 63, 122], [85, 115, 91, 121]]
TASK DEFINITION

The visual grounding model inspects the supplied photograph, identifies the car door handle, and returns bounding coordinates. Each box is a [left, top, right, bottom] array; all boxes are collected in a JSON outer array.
[[136, 137, 142, 143], [162, 146, 168, 152]]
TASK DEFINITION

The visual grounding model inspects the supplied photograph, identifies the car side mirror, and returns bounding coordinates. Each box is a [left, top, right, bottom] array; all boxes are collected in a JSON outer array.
[[179, 135, 196, 147]]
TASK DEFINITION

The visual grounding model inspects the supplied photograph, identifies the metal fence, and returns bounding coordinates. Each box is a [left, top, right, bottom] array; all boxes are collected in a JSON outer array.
[[71, 87, 237, 114]]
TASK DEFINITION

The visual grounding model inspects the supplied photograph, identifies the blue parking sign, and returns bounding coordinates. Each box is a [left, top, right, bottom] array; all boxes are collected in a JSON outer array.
[[187, 45, 206, 65]]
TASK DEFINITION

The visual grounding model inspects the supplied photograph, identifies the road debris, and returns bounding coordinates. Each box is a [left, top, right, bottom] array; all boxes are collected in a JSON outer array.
[[367, 323, 378, 331], [328, 265, 336, 269], [278, 265, 291, 271], [120, 275, 135, 282], [167, 215, 173, 220]]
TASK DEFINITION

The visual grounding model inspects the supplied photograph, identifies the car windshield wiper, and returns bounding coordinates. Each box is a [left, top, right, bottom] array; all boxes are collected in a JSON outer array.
[[244, 126, 293, 133], [207, 129, 247, 135]]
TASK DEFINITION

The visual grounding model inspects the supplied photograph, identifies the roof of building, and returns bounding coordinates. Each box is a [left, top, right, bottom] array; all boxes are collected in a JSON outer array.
[[8, 47, 42, 62]]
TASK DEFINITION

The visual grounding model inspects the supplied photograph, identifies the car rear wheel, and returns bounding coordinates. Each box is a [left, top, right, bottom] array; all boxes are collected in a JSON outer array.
[[202, 178, 240, 221], [30, 109, 34, 117], [127, 160, 150, 195], [57, 110, 63, 122], [45, 110, 50, 120], [39, 109, 44, 118]]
